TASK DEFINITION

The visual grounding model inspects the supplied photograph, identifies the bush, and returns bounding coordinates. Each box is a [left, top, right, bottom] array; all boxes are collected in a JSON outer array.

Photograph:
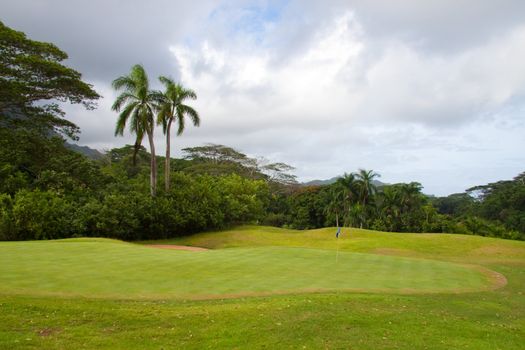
[[0, 193, 14, 240], [262, 213, 288, 227], [216, 174, 268, 224], [11, 189, 77, 240], [75, 192, 151, 240]]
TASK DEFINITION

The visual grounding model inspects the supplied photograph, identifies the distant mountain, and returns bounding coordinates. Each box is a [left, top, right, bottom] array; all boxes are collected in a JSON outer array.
[[65, 143, 105, 160], [372, 179, 387, 187], [302, 177, 340, 186], [302, 176, 387, 187], [3, 106, 104, 161]]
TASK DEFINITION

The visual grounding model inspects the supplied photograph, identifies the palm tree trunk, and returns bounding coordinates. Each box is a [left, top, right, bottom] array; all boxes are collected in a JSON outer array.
[[147, 129, 157, 197], [165, 119, 172, 192], [132, 142, 139, 166]]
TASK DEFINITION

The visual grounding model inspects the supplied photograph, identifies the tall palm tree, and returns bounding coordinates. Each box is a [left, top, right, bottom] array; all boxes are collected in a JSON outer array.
[[156, 76, 200, 191], [112, 64, 158, 196], [355, 169, 380, 228], [355, 169, 380, 206]]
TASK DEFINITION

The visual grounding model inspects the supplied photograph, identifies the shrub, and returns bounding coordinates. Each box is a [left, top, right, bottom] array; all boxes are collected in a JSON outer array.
[[11, 189, 76, 240]]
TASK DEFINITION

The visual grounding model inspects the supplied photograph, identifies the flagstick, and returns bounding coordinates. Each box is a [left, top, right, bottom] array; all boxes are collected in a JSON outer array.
[[336, 232, 340, 263]]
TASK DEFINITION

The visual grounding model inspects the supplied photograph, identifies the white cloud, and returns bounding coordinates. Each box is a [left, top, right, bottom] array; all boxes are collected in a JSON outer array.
[[162, 9, 525, 195], [353, 25, 525, 126], [4, 0, 524, 195]]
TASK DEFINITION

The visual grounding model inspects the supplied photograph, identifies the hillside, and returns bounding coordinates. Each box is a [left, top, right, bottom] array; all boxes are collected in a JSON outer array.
[[65, 142, 105, 160], [145, 225, 525, 263]]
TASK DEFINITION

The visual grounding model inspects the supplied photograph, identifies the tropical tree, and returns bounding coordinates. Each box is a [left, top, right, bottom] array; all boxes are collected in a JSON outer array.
[[354, 169, 380, 228], [398, 182, 424, 212], [348, 203, 366, 228], [0, 21, 100, 139], [327, 183, 348, 227], [156, 77, 200, 191], [380, 182, 425, 231], [111, 64, 158, 196], [335, 173, 358, 226], [376, 186, 402, 231], [355, 169, 380, 206]]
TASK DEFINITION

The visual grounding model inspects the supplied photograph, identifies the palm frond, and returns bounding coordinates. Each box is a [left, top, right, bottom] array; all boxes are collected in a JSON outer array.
[[157, 104, 172, 132], [149, 90, 165, 109], [159, 76, 176, 89], [114, 101, 138, 136], [156, 78, 200, 136], [111, 92, 137, 112], [129, 106, 142, 134], [178, 104, 200, 130], [130, 64, 149, 89], [180, 86, 197, 101], [112, 76, 136, 92], [176, 112, 185, 135]]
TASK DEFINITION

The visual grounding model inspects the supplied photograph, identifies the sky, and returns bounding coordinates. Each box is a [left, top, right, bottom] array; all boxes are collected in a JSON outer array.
[[2, 0, 525, 195]]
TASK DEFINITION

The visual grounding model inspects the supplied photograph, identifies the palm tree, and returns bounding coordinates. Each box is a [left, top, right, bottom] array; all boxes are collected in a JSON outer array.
[[130, 117, 146, 167], [156, 76, 200, 191], [377, 186, 401, 231], [335, 173, 358, 226], [325, 185, 345, 227], [348, 203, 366, 228], [399, 182, 423, 212], [112, 64, 158, 196], [355, 169, 380, 228], [355, 169, 380, 206]]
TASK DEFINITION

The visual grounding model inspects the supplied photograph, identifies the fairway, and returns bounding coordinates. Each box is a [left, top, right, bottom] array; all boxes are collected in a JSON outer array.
[[1, 227, 524, 349], [0, 238, 497, 299]]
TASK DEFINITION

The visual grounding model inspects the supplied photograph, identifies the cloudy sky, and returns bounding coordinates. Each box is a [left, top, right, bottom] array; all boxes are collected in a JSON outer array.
[[3, 0, 525, 195]]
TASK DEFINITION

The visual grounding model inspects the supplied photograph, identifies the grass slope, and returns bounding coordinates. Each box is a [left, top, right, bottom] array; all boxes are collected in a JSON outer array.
[[0, 226, 524, 349], [145, 225, 525, 263]]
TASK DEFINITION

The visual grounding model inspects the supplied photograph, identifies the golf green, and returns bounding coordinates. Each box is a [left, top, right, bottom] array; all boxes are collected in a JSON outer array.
[[0, 239, 497, 299]]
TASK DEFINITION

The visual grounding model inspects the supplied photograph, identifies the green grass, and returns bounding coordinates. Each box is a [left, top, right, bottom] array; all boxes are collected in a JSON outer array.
[[1, 226, 524, 349], [144, 225, 525, 263], [0, 241, 493, 299]]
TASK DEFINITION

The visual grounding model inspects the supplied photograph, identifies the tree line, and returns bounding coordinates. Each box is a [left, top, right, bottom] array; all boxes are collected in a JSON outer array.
[[273, 171, 524, 240], [1, 21, 523, 241]]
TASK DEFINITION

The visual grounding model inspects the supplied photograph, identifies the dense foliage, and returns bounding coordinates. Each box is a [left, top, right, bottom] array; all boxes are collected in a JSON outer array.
[[275, 173, 524, 240], [3, 128, 521, 241], [0, 20, 99, 139], [0, 129, 274, 241], [1, 22, 523, 241], [431, 174, 525, 240]]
